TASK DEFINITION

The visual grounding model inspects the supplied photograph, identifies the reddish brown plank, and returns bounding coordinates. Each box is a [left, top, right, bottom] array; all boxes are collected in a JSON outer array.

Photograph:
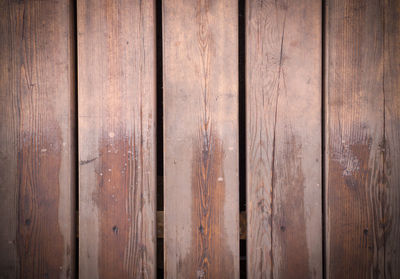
[[163, 1, 239, 278], [326, 0, 400, 277], [78, 0, 157, 278], [246, 0, 322, 278], [0, 0, 75, 278]]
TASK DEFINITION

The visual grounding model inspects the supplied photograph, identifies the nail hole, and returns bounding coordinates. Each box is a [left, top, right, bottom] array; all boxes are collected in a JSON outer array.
[[112, 225, 118, 234]]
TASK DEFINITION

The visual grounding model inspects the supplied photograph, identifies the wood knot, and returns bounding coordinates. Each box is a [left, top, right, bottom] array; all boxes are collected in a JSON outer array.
[[199, 225, 204, 234]]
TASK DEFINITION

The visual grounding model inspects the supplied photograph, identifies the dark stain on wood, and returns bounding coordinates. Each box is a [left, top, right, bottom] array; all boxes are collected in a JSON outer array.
[[95, 131, 153, 279], [188, 129, 233, 279], [17, 123, 65, 279], [328, 139, 376, 278], [276, 134, 310, 279]]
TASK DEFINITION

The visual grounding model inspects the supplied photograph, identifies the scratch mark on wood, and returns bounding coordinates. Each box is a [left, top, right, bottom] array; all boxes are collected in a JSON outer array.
[[80, 157, 97, 165]]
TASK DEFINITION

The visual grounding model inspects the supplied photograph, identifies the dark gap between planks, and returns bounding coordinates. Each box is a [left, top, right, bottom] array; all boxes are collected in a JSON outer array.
[[73, 0, 79, 276], [156, 0, 164, 278], [321, 0, 327, 278], [238, 0, 247, 278]]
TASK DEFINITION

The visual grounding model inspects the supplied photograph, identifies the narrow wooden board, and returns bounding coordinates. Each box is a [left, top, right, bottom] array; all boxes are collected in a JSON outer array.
[[163, 1, 239, 278], [246, 0, 322, 278], [0, 1, 75, 278], [78, 1, 156, 278], [326, 0, 400, 277]]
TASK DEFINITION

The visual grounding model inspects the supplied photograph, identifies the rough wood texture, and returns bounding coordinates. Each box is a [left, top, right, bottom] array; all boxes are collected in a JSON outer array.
[[163, 1, 239, 278], [246, 0, 322, 278], [0, 0, 75, 278], [157, 211, 246, 240], [78, 1, 156, 278], [326, 0, 400, 277]]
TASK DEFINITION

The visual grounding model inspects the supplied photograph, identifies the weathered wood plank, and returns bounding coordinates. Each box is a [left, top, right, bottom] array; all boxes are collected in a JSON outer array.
[[246, 0, 322, 278], [326, 0, 400, 277], [163, 1, 239, 278], [0, 0, 75, 278], [78, 0, 156, 278]]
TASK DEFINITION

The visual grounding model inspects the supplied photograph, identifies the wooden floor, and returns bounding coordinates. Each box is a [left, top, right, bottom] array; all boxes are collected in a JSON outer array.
[[0, 0, 399, 278]]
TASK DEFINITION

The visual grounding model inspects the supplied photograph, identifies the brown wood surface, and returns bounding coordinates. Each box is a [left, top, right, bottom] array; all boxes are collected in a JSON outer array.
[[326, 0, 400, 277], [157, 211, 246, 240], [163, 1, 239, 278], [246, 0, 322, 278], [0, 0, 75, 278], [78, 0, 156, 278]]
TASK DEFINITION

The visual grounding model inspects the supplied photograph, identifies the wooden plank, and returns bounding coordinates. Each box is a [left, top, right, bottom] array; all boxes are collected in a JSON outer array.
[[0, 1, 75, 278], [326, 0, 400, 277], [246, 0, 322, 278], [78, 1, 156, 278], [163, 1, 239, 278]]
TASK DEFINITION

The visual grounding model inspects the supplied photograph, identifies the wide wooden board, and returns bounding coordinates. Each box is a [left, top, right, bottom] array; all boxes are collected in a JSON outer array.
[[326, 0, 400, 277], [246, 0, 322, 278], [0, 1, 75, 278], [163, 1, 239, 278], [78, 1, 157, 278]]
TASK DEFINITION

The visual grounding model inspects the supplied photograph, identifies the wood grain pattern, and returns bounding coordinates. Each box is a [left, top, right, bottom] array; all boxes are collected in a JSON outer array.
[[163, 1, 239, 278], [0, 0, 75, 278], [326, 0, 400, 277], [78, 0, 156, 278], [246, 0, 322, 278], [157, 211, 245, 240]]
